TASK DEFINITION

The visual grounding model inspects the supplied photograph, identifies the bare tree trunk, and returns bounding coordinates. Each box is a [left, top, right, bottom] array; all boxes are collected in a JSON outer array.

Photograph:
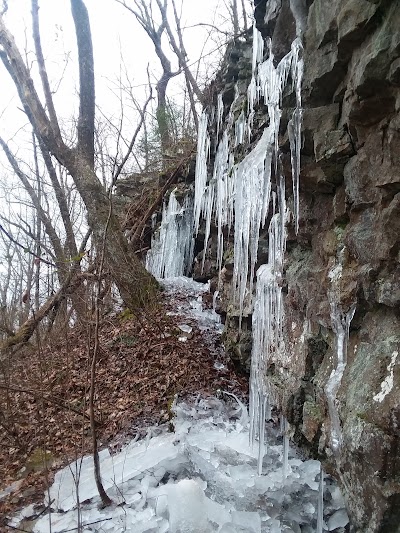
[[231, 0, 239, 37], [71, 0, 95, 167], [31, 0, 61, 139], [156, 74, 172, 162], [240, 0, 248, 32]]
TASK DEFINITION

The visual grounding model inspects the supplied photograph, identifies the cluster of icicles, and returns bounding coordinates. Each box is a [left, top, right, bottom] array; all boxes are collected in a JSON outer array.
[[193, 25, 304, 474], [147, 25, 304, 473]]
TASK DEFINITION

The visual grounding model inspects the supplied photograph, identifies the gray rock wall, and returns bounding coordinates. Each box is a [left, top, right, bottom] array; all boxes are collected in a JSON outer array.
[[196, 1, 400, 530]]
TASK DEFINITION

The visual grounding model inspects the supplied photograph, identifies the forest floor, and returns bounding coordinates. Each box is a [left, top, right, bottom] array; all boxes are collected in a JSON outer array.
[[0, 279, 248, 528]]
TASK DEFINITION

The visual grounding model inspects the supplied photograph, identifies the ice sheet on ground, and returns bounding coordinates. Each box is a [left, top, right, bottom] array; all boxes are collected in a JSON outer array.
[[49, 433, 181, 511], [24, 397, 348, 533], [162, 276, 223, 332]]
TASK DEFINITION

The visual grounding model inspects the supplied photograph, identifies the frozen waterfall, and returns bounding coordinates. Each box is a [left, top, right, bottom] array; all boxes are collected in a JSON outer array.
[[146, 190, 194, 279], [193, 24, 304, 472]]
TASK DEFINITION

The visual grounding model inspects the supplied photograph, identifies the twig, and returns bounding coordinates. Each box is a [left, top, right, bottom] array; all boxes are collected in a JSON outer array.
[[0, 222, 56, 267], [61, 517, 112, 532]]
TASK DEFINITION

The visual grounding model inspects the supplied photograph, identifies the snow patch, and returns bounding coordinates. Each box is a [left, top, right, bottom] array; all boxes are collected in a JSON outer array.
[[373, 351, 398, 403]]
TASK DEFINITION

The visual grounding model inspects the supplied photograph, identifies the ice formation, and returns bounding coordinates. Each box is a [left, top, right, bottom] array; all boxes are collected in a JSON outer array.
[[325, 256, 356, 453], [13, 398, 347, 533], [325, 304, 355, 453], [289, 0, 308, 37], [264, 0, 282, 26], [146, 190, 194, 279], [194, 26, 303, 299]]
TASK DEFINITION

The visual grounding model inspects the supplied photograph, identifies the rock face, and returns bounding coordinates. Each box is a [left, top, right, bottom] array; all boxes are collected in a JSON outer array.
[[193, 1, 400, 531]]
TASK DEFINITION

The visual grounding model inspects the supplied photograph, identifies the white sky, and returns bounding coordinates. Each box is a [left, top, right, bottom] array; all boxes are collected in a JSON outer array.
[[0, 0, 238, 140]]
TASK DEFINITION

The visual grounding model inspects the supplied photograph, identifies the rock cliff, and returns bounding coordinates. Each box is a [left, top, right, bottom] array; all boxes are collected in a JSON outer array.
[[192, 1, 400, 531]]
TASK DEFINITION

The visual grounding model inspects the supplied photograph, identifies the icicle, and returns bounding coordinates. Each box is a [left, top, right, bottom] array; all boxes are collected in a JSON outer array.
[[247, 24, 264, 140], [201, 180, 215, 272], [216, 93, 224, 139], [257, 394, 267, 476], [281, 416, 289, 479], [288, 38, 304, 234], [252, 23, 264, 74], [194, 112, 210, 235], [234, 110, 246, 146], [317, 465, 324, 533], [249, 173, 287, 472], [212, 290, 219, 311], [151, 212, 157, 230]]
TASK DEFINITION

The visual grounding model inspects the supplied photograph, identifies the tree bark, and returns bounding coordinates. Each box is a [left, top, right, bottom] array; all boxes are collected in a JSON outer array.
[[71, 0, 95, 167]]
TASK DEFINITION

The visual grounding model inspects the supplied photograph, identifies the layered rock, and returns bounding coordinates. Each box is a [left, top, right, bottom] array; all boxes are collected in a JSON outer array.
[[192, 1, 400, 531]]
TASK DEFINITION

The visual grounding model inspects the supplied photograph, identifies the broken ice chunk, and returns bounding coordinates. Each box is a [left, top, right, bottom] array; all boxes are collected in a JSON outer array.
[[167, 479, 210, 533], [220, 525, 251, 533], [178, 324, 193, 333], [328, 485, 346, 510], [232, 510, 262, 533], [327, 509, 349, 531], [205, 496, 231, 527], [229, 464, 256, 481]]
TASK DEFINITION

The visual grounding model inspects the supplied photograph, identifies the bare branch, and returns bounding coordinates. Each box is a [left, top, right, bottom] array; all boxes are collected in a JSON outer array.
[[0, 17, 62, 158], [0, 136, 65, 263], [0, 222, 56, 268], [111, 87, 154, 187]]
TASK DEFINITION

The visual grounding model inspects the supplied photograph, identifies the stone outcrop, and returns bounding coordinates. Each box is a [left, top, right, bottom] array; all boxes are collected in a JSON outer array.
[[192, 1, 400, 531]]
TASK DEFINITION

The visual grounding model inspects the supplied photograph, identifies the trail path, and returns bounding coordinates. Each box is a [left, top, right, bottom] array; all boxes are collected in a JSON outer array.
[[8, 278, 349, 533]]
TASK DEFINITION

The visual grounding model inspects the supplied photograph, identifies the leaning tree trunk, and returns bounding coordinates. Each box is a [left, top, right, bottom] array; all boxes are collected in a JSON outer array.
[[64, 153, 160, 311]]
